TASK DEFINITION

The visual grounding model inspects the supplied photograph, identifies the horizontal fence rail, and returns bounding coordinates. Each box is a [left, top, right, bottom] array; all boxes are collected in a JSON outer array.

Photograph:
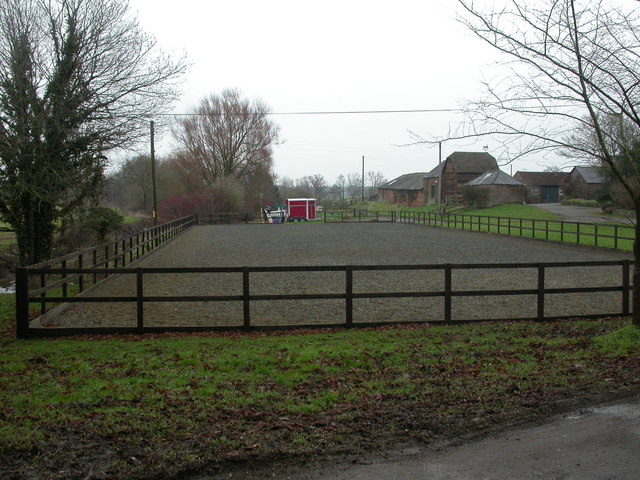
[[322, 210, 396, 223], [397, 211, 635, 250], [198, 212, 259, 224], [16, 260, 633, 338], [19, 215, 196, 327], [193, 210, 396, 224]]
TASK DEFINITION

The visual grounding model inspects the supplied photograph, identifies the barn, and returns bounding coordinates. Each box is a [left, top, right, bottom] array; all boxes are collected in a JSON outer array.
[[464, 170, 525, 207], [377, 172, 428, 207], [424, 151, 499, 206], [564, 166, 606, 200], [514, 171, 569, 203]]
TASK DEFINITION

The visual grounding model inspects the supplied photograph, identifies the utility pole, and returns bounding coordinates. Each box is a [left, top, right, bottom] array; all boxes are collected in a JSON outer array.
[[361, 155, 365, 202], [150, 120, 158, 226]]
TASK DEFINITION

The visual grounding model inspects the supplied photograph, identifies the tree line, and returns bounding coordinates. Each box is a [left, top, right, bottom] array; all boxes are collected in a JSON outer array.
[[106, 150, 388, 216]]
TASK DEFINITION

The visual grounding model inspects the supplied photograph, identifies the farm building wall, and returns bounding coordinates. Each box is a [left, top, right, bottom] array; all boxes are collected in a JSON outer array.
[[440, 160, 496, 203], [378, 188, 426, 207], [424, 177, 439, 205], [564, 172, 603, 200], [480, 185, 526, 207]]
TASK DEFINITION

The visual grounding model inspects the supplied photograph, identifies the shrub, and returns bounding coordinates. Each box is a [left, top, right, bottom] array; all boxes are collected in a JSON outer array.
[[560, 198, 600, 207], [85, 207, 125, 242], [158, 179, 246, 221], [463, 186, 490, 208]]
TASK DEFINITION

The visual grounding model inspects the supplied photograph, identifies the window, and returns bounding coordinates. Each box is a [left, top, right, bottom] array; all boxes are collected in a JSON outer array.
[[430, 185, 436, 198]]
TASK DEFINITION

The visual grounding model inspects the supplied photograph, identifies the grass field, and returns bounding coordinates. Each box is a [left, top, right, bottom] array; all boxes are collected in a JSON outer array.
[[400, 204, 635, 251], [1, 284, 639, 479]]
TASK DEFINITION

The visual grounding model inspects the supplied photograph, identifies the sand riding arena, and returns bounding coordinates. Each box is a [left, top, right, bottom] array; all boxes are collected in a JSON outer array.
[[20, 220, 633, 335]]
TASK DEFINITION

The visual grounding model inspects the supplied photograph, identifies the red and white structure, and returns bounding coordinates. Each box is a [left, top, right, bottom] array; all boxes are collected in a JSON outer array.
[[286, 198, 316, 221]]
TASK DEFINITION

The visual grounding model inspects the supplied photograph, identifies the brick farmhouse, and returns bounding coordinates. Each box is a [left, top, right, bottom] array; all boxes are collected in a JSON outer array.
[[564, 166, 606, 200], [513, 171, 569, 203], [378, 152, 526, 207]]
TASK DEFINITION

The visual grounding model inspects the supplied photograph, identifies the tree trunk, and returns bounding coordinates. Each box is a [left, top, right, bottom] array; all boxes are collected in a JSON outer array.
[[633, 205, 640, 327], [14, 199, 56, 266]]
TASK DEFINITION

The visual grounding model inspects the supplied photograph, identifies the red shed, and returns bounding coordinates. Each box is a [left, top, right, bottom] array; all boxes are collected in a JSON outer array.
[[287, 198, 316, 221]]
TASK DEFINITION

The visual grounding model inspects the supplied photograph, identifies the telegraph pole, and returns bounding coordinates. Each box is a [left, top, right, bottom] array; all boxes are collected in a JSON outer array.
[[361, 155, 365, 202], [150, 120, 158, 226]]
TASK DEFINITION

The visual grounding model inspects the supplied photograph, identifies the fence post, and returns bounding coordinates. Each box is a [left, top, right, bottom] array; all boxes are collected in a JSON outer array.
[[622, 260, 630, 316], [243, 268, 251, 330], [537, 264, 545, 321], [93, 249, 98, 285], [136, 268, 144, 334], [61, 260, 67, 297], [40, 272, 46, 314], [346, 266, 353, 328], [78, 254, 84, 293], [546, 220, 549, 241], [444, 264, 452, 323], [16, 268, 30, 339]]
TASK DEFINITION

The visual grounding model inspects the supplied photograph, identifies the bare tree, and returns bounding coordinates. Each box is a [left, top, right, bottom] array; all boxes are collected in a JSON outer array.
[[172, 89, 280, 187], [366, 171, 387, 199], [344, 173, 361, 203], [119, 155, 153, 213], [417, 0, 640, 326], [0, 0, 186, 265], [298, 174, 329, 202], [332, 175, 347, 206]]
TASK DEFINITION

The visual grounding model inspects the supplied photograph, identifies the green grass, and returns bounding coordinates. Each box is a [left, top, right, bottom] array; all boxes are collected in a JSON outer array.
[[0, 294, 14, 333], [123, 215, 148, 225], [404, 204, 635, 251], [1, 316, 639, 478], [463, 204, 561, 220]]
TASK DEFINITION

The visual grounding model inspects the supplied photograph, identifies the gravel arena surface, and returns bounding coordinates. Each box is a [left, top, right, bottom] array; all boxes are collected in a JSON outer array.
[[38, 223, 633, 329]]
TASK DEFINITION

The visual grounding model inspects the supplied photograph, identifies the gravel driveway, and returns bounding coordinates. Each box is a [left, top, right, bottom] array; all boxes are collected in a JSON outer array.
[[533, 203, 635, 224], [39, 223, 632, 329]]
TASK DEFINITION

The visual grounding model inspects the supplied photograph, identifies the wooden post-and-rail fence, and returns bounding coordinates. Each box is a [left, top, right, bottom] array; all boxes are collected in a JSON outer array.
[[16, 260, 633, 338], [397, 211, 635, 250]]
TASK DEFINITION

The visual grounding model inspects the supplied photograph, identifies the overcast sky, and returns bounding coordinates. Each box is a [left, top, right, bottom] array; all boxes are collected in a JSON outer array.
[[127, 0, 566, 184]]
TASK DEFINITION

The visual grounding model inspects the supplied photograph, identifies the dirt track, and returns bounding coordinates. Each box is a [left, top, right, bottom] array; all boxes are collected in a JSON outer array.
[[39, 223, 632, 329], [199, 395, 640, 480]]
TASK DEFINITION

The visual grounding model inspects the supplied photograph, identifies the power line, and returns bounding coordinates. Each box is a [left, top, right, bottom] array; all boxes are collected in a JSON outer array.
[[270, 108, 462, 115], [155, 108, 463, 117]]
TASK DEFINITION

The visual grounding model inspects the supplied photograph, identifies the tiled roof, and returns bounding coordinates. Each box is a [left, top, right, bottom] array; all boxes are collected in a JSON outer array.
[[467, 170, 523, 186], [572, 166, 606, 184], [515, 171, 569, 186], [446, 151, 498, 173], [379, 172, 427, 190], [425, 152, 498, 178]]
